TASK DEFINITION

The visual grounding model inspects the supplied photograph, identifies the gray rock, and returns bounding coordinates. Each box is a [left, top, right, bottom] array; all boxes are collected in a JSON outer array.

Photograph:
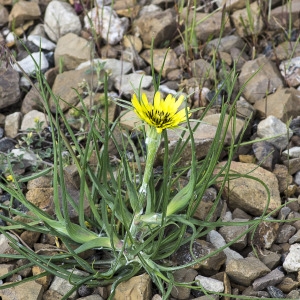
[[257, 115, 293, 151], [195, 275, 224, 293], [28, 35, 56, 51], [13, 52, 49, 75], [226, 257, 270, 286], [50, 269, 88, 300], [289, 229, 300, 244], [252, 267, 284, 291], [11, 149, 39, 167], [76, 58, 132, 79], [256, 250, 281, 270], [267, 286, 285, 298], [0, 233, 19, 263], [0, 137, 16, 153], [239, 56, 283, 104], [0, 4, 8, 26], [207, 230, 243, 263], [4, 112, 22, 138], [171, 268, 198, 299], [276, 224, 296, 244], [114, 73, 153, 98], [44, 0, 81, 42], [283, 243, 300, 272], [20, 110, 48, 131], [283, 146, 300, 159], [0, 65, 20, 110], [84, 6, 128, 45], [205, 35, 246, 53]]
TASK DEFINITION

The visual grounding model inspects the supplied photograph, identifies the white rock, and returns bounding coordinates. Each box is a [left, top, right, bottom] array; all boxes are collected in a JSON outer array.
[[195, 275, 224, 293], [257, 115, 293, 150], [5, 32, 15, 43], [283, 146, 300, 159], [44, 0, 81, 42], [11, 149, 39, 166], [76, 58, 132, 78], [207, 230, 243, 263], [283, 243, 300, 272], [295, 171, 300, 186], [84, 6, 129, 45], [21, 110, 48, 131], [13, 52, 49, 75], [28, 35, 56, 51]]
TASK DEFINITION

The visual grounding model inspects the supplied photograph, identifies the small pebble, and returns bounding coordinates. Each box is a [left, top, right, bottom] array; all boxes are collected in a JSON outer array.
[[267, 286, 285, 298]]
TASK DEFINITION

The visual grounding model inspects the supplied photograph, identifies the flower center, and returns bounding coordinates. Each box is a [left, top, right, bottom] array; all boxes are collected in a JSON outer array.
[[147, 109, 171, 127]]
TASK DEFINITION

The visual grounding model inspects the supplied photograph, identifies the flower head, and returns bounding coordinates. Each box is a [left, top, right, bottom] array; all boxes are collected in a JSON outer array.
[[132, 92, 190, 133], [6, 175, 14, 182]]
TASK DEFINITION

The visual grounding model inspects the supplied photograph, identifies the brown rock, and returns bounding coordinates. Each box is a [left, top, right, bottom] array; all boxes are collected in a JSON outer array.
[[26, 188, 54, 214], [257, 249, 281, 270], [190, 59, 216, 84], [273, 164, 293, 193], [32, 265, 53, 289], [231, 2, 263, 37], [27, 176, 52, 190], [276, 276, 299, 293], [20, 230, 41, 248], [140, 48, 178, 77], [113, 273, 151, 300], [271, 41, 300, 61], [42, 289, 63, 300], [239, 56, 283, 104], [226, 257, 270, 286], [254, 88, 300, 123], [0, 280, 43, 300], [0, 264, 14, 277], [123, 35, 143, 53], [8, 1, 40, 27], [132, 8, 177, 48], [0, 233, 19, 263], [215, 161, 281, 216]]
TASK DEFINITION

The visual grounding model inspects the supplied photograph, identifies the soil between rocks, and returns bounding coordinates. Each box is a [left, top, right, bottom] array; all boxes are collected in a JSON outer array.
[[1, 0, 300, 299]]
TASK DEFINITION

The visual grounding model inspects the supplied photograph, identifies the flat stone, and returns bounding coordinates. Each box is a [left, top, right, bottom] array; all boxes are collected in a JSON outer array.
[[13, 52, 49, 75], [257, 115, 293, 151], [195, 275, 224, 293], [28, 35, 56, 51], [0, 280, 43, 300], [276, 276, 299, 293], [215, 161, 281, 217], [273, 164, 293, 193], [4, 112, 22, 138], [239, 56, 283, 104], [276, 224, 296, 243], [226, 257, 270, 286], [113, 273, 151, 300], [252, 267, 284, 291], [20, 110, 48, 131], [283, 147, 300, 159]]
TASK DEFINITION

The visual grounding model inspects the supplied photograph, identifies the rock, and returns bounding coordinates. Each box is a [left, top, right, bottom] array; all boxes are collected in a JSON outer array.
[[252, 267, 284, 291], [276, 276, 299, 293], [273, 164, 293, 193], [256, 249, 281, 270], [113, 0, 140, 18], [49, 68, 99, 112], [0, 65, 20, 110], [0, 280, 44, 300], [195, 275, 224, 293], [235, 97, 256, 120], [0, 137, 16, 152], [28, 35, 56, 51], [283, 158, 300, 175], [205, 35, 246, 53], [190, 59, 216, 84], [239, 56, 284, 104], [254, 88, 300, 123], [4, 112, 22, 138], [252, 141, 280, 171], [0, 264, 14, 277], [0, 4, 8, 26], [271, 41, 300, 61], [193, 188, 218, 221], [78, 296, 103, 300], [180, 9, 231, 43], [170, 268, 198, 299], [219, 218, 249, 250], [132, 8, 177, 48], [8, 1, 41, 27], [11, 148, 39, 168], [283, 243, 300, 272], [13, 52, 49, 75], [257, 115, 293, 151], [207, 230, 243, 263], [26, 188, 54, 214], [287, 290, 300, 299], [54, 33, 94, 70], [21, 83, 44, 114], [0, 233, 21, 263], [114, 73, 153, 98], [215, 161, 281, 216], [225, 257, 270, 286], [113, 273, 151, 300], [76, 58, 132, 79], [32, 265, 53, 289], [44, 0, 81, 42], [278, 207, 292, 220], [19, 230, 41, 248], [84, 6, 128, 45], [42, 289, 63, 300], [49, 269, 88, 300], [231, 2, 263, 37], [140, 48, 178, 77], [173, 238, 226, 273], [123, 35, 143, 53], [250, 220, 280, 249], [280, 57, 300, 88], [20, 110, 48, 131], [221, 0, 247, 11], [267, 286, 285, 298]]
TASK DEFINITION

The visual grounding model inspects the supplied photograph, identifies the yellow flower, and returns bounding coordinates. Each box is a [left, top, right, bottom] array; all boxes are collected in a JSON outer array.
[[34, 117, 40, 123], [131, 92, 190, 134], [6, 175, 14, 182]]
